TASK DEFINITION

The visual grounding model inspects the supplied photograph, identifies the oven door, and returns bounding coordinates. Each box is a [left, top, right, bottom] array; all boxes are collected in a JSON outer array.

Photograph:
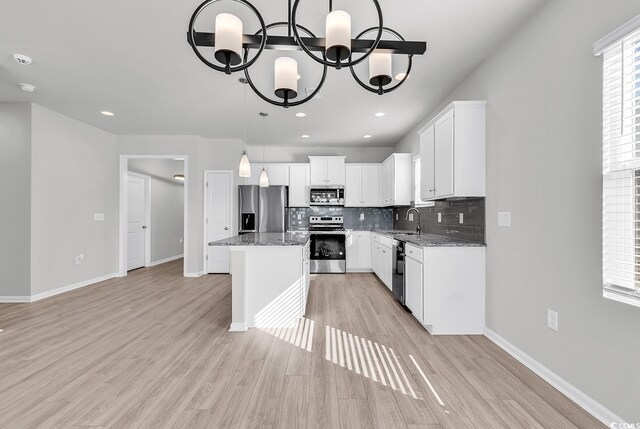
[[310, 233, 346, 274]]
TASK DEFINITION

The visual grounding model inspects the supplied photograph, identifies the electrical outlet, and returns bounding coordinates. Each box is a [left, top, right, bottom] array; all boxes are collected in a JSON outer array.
[[547, 309, 559, 332], [395, 213, 398, 221], [297, 214, 302, 220], [75, 254, 85, 265], [437, 213, 442, 223], [360, 213, 365, 221], [409, 213, 414, 221], [459, 213, 464, 224]]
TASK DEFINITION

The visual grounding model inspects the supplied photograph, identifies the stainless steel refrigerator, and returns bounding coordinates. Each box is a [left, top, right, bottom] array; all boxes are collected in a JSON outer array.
[[239, 185, 288, 234]]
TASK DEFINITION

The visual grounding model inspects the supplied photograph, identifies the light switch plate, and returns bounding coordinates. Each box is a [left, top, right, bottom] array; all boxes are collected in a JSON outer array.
[[547, 309, 559, 332], [94, 213, 105, 221], [437, 213, 442, 223], [497, 212, 511, 227]]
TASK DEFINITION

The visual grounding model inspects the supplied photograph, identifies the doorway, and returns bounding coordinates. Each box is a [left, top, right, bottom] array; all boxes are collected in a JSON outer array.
[[119, 155, 189, 277], [204, 170, 233, 273]]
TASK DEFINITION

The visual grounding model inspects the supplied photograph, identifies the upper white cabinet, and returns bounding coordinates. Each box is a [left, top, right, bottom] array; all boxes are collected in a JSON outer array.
[[418, 101, 486, 200], [345, 164, 380, 207], [266, 163, 290, 186], [309, 156, 346, 186], [289, 164, 310, 207], [381, 153, 412, 207]]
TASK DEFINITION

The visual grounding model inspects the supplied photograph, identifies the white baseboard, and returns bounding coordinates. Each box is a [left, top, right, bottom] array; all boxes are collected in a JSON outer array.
[[184, 271, 205, 278], [484, 327, 626, 427], [0, 273, 118, 303], [229, 322, 247, 332], [0, 296, 31, 303], [148, 254, 184, 267]]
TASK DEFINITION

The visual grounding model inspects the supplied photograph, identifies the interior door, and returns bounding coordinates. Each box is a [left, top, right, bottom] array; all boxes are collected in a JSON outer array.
[[207, 172, 231, 273], [127, 175, 146, 271], [434, 110, 455, 198]]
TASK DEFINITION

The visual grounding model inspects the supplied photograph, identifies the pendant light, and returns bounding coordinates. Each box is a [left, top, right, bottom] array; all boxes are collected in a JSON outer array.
[[173, 163, 185, 181], [214, 13, 244, 74], [368, 52, 392, 95], [274, 57, 298, 107], [325, 10, 351, 68], [259, 112, 269, 187], [238, 79, 252, 178]]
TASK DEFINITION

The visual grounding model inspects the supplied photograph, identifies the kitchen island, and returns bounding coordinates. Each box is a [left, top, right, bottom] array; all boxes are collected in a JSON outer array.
[[209, 232, 311, 332]]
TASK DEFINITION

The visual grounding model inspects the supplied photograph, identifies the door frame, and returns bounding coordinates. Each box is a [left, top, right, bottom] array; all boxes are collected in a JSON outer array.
[[126, 172, 152, 269], [203, 170, 234, 274], [119, 155, 189, 278]]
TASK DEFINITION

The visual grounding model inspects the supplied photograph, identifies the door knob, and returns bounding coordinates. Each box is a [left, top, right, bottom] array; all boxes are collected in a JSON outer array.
[[224, 227, 229, 230], [142, 226, 147, 229]]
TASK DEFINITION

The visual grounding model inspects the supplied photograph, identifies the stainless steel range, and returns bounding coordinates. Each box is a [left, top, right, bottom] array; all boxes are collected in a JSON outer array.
[[309, 216, 346, 274]]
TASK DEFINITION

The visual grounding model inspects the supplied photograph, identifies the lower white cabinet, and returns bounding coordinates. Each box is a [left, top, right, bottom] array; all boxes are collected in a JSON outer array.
[[371, 234, 392, 290], [302, 241, 311, 315], [405, 246, 423, 322], [346, 231, 372, 272]]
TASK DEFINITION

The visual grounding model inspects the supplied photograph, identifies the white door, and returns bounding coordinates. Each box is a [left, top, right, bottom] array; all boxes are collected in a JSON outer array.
[[420, 125, 436, 200], [361, 165, 380, 206], [206, 172, 232, 273], [345, 165, 362, 207], [289, 164, 310, 207], [434, 110, 455, 198], [127, 175, 147, 271]]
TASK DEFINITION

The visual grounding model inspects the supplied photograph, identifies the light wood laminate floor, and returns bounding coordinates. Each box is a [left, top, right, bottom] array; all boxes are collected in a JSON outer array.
[[0, 259, 603, 428]]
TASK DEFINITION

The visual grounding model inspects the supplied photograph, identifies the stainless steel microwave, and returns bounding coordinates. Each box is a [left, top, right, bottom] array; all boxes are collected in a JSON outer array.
[[309, 187, 345, 206]]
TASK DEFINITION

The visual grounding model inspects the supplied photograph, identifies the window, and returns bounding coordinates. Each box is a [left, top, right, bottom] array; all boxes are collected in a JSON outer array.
[[413, 156, 433, 207], [597, 20, 640, 307]]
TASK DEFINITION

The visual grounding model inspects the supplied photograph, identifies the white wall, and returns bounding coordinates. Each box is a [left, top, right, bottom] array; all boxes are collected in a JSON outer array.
[[128, 159, 184, 263], [30, 104, 119, 296], [395, 0, 640, 421], [247, 145, 395, 163], [0, 103, 31, 298], [118, 135, 246, 275]]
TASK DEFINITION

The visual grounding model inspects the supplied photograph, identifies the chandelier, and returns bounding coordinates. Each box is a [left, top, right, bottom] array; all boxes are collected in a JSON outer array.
[[187, 0, 427, 108]]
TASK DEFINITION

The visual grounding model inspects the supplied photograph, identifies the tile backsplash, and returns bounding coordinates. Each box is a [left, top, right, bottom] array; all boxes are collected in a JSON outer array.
[[288, 207, 393, 231], [394, 198, 485, 244]]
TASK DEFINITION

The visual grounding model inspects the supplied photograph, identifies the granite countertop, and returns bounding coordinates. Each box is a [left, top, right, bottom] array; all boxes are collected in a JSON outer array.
[[287, 228, 485, 247], [209, 232, 311, 247]]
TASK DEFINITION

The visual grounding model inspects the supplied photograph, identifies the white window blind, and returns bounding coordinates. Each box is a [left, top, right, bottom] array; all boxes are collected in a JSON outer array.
[[601, 26, 640, 306]]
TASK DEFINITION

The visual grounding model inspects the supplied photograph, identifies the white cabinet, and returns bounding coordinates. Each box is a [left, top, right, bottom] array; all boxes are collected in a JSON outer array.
[[289, 164, 310, 207], [309, 156, 345, 186], [405, 244, 423, 322], [266, 163, 290, 186], [371, 234, 392, 290], [302, 240, 311, 315], [346, 231, 372, 272], [245, 163, 290, 186], [381, 154, 412, 207], [418, 101, 486, 200], [345, 164, 380, 207]]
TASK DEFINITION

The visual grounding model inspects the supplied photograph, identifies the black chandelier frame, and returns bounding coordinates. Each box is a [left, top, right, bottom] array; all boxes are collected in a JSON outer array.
[[186, 0, 427, 107]]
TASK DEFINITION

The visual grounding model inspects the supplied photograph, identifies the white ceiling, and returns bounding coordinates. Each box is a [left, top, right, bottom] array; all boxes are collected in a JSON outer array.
[[0, 0, 546, 147]]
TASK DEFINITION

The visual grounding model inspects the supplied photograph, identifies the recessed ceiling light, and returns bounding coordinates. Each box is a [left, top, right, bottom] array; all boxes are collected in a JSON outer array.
[[101, 111, 115, 116], [374, 112, 386, 117], [13, 54, 32, 65], [18, 83, 36, 92], [296, 112, 306, 117], [301, 134, 310, 139], [363, 135, 372, 139], [395, 73, 407, 81]]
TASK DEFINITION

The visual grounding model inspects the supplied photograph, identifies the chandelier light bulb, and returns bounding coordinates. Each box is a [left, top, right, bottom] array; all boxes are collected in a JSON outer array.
[[325, 10, 351, 66], [239, 152, 251, 178], [369, 52, 393, 95], [214, 13, 243, 73], [259, 168, 270, 187], [274, 57, 298, 107]]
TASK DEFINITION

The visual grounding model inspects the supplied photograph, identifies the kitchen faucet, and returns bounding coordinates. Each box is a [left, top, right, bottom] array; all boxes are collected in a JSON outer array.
[[405, 208, 422, 235]]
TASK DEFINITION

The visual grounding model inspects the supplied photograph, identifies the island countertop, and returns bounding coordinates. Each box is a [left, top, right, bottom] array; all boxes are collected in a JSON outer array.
[[209, 232, 311, 247]]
